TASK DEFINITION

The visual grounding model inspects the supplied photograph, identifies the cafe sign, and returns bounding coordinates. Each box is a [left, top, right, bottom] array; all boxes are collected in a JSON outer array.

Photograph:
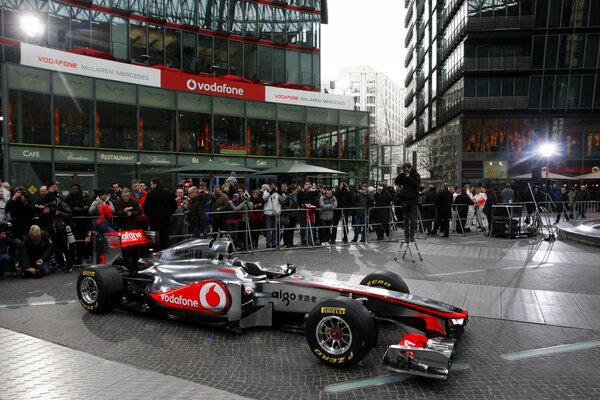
[[9, 146, 51, 162], [484, 161, 507, 179]]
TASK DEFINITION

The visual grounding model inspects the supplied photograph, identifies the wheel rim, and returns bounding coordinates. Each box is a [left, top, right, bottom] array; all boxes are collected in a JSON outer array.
[[80, 276, 98, 304], [315, 316, 353, 355]]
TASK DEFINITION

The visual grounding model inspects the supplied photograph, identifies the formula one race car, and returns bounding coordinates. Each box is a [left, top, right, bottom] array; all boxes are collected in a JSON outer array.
[[77, 233, 468, 380]]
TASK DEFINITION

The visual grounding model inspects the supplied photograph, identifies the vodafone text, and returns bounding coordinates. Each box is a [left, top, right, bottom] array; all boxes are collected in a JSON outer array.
[[37, 56, 77, 69], [186, 79, 244, 96]]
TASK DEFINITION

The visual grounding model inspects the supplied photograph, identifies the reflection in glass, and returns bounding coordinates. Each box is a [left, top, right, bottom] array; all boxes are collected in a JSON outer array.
[[140, 107, 175, 151], [178, 112, 212, 153], [213, 115, 245, 155], [97, 101, 137, 149], [247, 118, 276, 156], [308, 124, 339, 158], [9, 90, 51, 144], [278, 121, 305, 157], [54, 96, 93, 147]]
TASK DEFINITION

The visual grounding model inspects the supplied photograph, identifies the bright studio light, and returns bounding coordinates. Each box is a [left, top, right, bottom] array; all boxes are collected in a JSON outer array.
[[21, 15, 44, 38], [538, 142, 557, 158]]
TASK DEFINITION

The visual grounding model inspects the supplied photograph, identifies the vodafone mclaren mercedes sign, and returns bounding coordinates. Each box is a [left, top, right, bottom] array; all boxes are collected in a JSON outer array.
[[20, 43, 353, 110]]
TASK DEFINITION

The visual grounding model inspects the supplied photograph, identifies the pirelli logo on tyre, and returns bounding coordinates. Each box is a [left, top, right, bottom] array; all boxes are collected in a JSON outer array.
[[320, 306, 346, 315], [366, 279, 391, 287], [82, 271, 95, 277], [313, 348, 354, 363]]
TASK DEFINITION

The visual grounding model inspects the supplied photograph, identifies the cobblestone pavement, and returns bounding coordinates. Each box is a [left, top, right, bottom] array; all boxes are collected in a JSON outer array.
[[1, 235, 600, 399]]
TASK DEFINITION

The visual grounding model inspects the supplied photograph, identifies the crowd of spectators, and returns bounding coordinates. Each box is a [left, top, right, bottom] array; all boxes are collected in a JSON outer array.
[[0, 173, 596, 279]]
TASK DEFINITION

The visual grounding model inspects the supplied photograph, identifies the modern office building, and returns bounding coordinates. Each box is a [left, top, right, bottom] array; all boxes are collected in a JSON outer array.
[[0, 0, 369, 193], [404, 0, 600, 187], [324, 65, 405, 184]]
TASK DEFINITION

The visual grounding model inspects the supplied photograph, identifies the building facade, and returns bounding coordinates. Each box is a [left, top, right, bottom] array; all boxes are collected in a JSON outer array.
[[0, 0, 370, 193], [325, 65, 405, 184], [404, 0, 600, 188]]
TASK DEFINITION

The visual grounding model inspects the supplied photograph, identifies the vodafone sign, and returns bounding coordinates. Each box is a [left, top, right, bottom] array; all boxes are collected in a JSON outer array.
[[149, 281, 231, 314], [161, 70, 264, 101]]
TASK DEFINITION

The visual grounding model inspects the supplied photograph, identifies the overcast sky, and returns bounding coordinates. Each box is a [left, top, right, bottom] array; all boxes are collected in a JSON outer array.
[[320, 0, 405, 86]]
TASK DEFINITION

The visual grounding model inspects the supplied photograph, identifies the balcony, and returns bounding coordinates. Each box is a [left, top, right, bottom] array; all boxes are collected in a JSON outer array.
[[405, 3, 414, 28], [464, 56, 531, 72], [437, 98, 463, 125], [416, 96, 426, 115], [439, 62, 464, 93], [405, 67, 415, 87], [416, 0, 425, 15], [440, 18, 466, 63], [466, 15, 535, 32], [405, 22, 415, 47], [404, 89, 415, 107], [416, 48, 425, 67], [404, 111, 415, 127], [416, 71, 426, 91], [417, 23, 426, 43], [440, 0, 464, 31], [405, 44, 415, 67]]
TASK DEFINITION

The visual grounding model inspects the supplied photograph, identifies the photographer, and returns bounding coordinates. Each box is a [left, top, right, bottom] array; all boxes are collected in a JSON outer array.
[[5, 186, 35, 240], [39, 196, 74, 271], [20, 225, 53, 278], [332, 179, 355, 244], [394, 162, 421, 243], [0, 222, 19, 278]]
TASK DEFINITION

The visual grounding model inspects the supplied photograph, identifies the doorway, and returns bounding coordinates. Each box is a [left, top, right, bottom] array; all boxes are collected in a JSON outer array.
[[55, 173, 96, 198]]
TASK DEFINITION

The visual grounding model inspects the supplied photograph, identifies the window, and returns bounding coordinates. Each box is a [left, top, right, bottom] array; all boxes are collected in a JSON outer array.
[[182, 32, 197, 73], [258, 45, 273, 82], [515, 77, 527, 96], [580, 75, 595, 107], [554, 76, 568, 108], [286, 50, 299, 83], [584, 34, 599, 68], [541, 76, 555, 108], [9, 91, 51, 144], [529, 76, 542, 108], [178, 112, 212, 153], [111, 17, 128, 60], [548, 0, 561, 27], [197, 35, 213, 74], [229, 40, 243, 75], [244, 43, 258, 80], [278, 121, 306, 157], [139, 108, 175, 151], [213, 116, 245, 154], [91, 12, 110, 54], [97, 102, 137, 149], [490, 78, 501, 96], [477, 79, 488, 97], [567, 75, 581, 108], [502, 78, 513, 97], [165, 29, 181, 69], [545, 36, 558, 68]]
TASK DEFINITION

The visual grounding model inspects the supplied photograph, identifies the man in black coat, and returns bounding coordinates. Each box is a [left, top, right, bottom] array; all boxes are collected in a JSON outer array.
[[453, 186, 474, 233], [143, 178, 177, 250], [332, 180, 355, 243], [430, 185, 453, 238], [394, 162, 421, 242]]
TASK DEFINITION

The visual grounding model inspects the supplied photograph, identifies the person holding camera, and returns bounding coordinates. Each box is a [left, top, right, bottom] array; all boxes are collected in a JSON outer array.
[[332, 179, 355, 244], [115, 188, 142, 230], [20, 225, 53, 278], [38, 194, 74, 271], [394, 162, 421, 243], [262, 181, 286, 249], [5, 186, 35, 240]]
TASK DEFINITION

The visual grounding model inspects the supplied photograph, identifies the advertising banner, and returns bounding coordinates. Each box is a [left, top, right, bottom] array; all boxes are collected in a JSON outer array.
[[161, 70, 265, 101], [484, 161, 508, 179], [265, 86, 354, 110], [20, 43, 160, 87]]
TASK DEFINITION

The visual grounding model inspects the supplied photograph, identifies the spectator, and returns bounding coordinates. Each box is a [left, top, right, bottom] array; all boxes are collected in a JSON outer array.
[[0, 182, 11, 200], [38, 195, 74, 271], [318, 186, 337, 245], [132, 179, 149, 230], [453, 187, 474, 233], [33, 186, 50, 215], [501, 183, 514, 204], [332, 180, 355, 244], [187, 184, 212, 238], [297, 182, 319, 247], [248, 189, 265, 249], [46, 181, 61, 200], [89, 188, 115, 217], [170, 188, 189, 244], [568, 187, 577, 219], [281, 183, 299, 248], [210, 185, 230, 238], [143, 178, 177, 251], [262, 181, 286, 249], [371, 186, 391, 241], [394, 162, 421, 242], [225, 193, 244, 250], [65, 183, 91, 265], [352, 186, 372, 242], [575, 185, 591, 219], [0, 190, 7, 223], [20, 225, 53, 278], [483, 188, 498, 236], [114, 188, 142, 230], [6, 187, 35, 240], [0, 223, 18, 278], [110, 182, 122, 199], [555, 187, 570, 224], [473, 187, 488, 231], [421, 186, 438, 235], [430, 185, 454, 238]]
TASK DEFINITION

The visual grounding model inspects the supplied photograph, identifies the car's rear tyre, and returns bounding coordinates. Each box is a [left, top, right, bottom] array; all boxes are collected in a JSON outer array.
[[360, 271, 410, 294], [77, 266, 123, 314], [306, 297, 376, 367]]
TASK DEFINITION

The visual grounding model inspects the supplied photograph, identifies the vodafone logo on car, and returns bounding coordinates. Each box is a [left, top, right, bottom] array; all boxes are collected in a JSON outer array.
[[149, 281, 230, 314]]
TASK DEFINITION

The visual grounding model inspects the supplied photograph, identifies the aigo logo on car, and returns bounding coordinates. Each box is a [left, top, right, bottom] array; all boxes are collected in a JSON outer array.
[[149, 281, 230, 314]]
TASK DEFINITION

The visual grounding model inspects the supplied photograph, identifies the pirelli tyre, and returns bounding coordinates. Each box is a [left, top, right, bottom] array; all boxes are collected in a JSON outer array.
[[77, 266, 123, 314], [360, 271, 410, 294], [306, 297, 376, 368]]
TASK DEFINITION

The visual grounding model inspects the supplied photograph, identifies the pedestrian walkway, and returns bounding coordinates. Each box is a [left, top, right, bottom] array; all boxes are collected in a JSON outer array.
[[0, 327, 251, 400]]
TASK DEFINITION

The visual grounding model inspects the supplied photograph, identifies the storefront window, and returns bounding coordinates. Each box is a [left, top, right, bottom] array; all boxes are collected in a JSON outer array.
[[308, 124, 339, 158], [10, 162, 52, 189], [178, 112, 212, 153], [97, 102, 137, 149], [54, 96, 94, 146], [213, 115, 245, 155], [139, 107, 175, 151], [463, 124, 482, 159], [585, 132, 600, 158], [483, 120, 508, 160], [247, 118, 276, 155], [8, 90, 52, 144], [278, 121, 305, 157]]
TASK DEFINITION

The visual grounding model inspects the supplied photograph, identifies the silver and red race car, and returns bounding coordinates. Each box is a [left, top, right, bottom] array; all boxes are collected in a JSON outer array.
[[77, 232, 468, 379]]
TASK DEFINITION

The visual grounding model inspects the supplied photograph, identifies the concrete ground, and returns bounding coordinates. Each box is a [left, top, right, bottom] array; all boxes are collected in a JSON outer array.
[[1, 230, 599, 399]]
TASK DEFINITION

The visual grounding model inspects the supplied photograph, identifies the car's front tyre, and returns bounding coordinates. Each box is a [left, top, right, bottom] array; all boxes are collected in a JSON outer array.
[[77, 266, 123, 314], [306, 297, 376, 367]]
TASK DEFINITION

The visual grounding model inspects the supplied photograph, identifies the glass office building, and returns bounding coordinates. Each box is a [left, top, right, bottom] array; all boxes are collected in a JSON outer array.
[[0, 0, 369, 192], [404, 0, 600, 187]]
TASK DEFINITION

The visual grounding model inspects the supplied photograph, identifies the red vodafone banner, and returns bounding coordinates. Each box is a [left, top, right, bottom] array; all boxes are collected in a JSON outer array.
[[161, 70, 265, 101]]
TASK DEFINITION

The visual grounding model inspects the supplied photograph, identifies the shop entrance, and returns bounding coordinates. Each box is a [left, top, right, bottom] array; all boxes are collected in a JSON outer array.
[[55, 173, 96, 197]]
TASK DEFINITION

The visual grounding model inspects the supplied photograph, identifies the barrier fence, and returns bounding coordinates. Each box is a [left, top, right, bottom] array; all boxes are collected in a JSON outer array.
[[5, 200, 600, 266]]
